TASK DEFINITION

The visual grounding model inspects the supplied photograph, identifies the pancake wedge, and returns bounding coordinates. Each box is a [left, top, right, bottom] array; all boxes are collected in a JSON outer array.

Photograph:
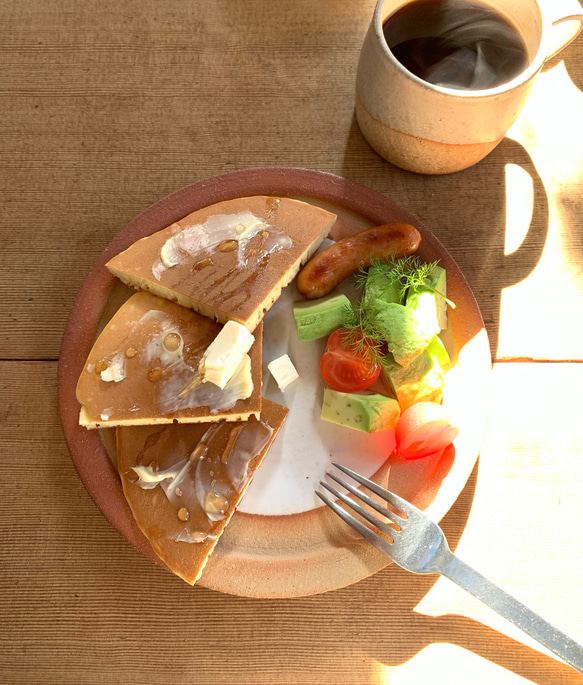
[[117, 398, 289, 585], [76, 291, 263, 428], [106, 196, 336, 331]]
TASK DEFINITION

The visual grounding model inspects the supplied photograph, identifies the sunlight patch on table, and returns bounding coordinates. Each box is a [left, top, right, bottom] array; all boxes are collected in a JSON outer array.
[[370, 644, 533, 685], [409, 363, 583, 653], [411, 575, 558, 657], [497, 242, 583, 359], [504, 164, 533, 257]]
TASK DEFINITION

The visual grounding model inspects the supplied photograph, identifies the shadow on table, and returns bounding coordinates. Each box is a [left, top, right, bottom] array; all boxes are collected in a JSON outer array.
[[168, 460, 581, 684], [60, 455, 581, 685], [340, 112, 550, 362], [286, 461, 580, 684], [544, 34, 583, 90]]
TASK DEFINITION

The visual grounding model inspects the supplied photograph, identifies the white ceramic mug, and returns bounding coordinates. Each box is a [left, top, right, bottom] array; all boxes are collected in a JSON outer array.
[[355, 0, 583, 174]]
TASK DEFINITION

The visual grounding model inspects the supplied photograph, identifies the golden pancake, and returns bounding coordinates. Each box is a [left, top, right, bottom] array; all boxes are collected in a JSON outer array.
[[117, 398, 289, 584], [76, 291, 263, 428], [106, 196, 336, 331]]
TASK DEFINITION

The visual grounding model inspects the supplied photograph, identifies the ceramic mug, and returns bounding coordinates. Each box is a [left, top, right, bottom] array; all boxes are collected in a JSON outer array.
[[355, 0, 583, 174]]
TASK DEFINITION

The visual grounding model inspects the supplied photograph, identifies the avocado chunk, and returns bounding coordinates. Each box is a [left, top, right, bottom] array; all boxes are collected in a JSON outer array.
[[321, 388, 400, 433], [428, 264, 448, 330], [427, 335, 450, 368], [362, 262, 402, 313], [373, 303, 437, 368], [381, 350, 445, 411], [293, 293, 351, 342], [406, 264, 448, 331]]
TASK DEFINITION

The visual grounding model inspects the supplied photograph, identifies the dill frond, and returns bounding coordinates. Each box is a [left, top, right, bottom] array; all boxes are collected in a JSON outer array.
[[361, 255, 453, 305], [386, 256, 438, 301], [337, 255, 455, 367], [351, 265, 370, 291], [340, 300, 385, 365]]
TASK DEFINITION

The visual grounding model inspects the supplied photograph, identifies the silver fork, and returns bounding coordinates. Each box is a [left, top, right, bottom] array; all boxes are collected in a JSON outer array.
[[317, 462, 583, 674]]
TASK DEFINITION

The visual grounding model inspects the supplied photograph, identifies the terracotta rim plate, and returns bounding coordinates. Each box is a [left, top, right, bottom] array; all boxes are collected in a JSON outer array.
[[58, 167, 491, 598]]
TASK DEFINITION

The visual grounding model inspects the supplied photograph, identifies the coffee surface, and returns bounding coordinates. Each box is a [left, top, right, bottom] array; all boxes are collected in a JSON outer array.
[[383, 0, 529, 90]]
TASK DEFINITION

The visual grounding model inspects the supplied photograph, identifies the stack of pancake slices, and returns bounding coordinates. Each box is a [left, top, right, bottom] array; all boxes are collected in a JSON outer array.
[[76, 196, 336, 584]]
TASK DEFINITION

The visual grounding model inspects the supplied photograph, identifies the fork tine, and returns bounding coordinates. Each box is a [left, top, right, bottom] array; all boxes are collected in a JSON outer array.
[[319, 480, 398, 539], [332, 462, 414, 517], [325, 470, 403, 528], [316, 489, 394, 557]]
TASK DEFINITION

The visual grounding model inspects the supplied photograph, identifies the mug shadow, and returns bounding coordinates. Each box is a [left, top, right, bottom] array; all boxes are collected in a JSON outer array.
[[340, 112, 550, 361], [540, 40, 583, 279], [543, 36, 583, 90]]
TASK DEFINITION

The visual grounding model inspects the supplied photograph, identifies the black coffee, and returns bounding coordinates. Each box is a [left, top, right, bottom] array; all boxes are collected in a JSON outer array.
[[382, 0, 529, 90]]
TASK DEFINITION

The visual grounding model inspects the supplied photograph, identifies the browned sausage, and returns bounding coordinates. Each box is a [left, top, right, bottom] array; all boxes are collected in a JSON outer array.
[[296, 223, 421, 299]]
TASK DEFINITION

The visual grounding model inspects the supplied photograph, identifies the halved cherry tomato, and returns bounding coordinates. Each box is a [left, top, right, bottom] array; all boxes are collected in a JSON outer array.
[[395, 402, 459, 460], [320, 328, 381, 392]]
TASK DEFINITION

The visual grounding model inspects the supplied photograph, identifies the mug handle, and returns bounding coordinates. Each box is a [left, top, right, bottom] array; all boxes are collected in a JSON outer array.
[[545, 0, 583, 60]]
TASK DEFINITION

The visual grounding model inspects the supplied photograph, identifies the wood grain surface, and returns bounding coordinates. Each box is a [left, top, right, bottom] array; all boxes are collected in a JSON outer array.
[[1, 0, 583, 682]]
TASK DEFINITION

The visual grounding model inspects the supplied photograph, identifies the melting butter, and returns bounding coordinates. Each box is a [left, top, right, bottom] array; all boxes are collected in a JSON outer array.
[[267, 353, 299, 391], [152, 211, 292, 280], [170, 529, 217, 544], [100, 353, 126, 382], [132, 461, 184, 489], [199, 320, 254, 389], [128, 309, 254, 415], [131, 419, 274, 541]]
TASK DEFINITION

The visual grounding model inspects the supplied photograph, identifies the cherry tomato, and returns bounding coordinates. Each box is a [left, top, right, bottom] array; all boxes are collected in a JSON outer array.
[[395, 402, 459, 460], [320, 328, 381, 392]]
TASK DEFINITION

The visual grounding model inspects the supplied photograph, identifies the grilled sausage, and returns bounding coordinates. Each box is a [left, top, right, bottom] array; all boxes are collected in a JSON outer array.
[[296, 223, 422, 299]]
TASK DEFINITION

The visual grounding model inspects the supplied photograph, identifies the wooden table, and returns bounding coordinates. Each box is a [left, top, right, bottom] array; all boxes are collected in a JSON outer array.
[[2, 0, 583, 682]]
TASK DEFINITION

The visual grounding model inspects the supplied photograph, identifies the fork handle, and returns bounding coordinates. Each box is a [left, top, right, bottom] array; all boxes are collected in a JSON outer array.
[[440, 552, 583, 673]]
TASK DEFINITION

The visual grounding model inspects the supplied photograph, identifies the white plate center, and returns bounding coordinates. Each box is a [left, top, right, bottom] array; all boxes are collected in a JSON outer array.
[[239, 279, 394, 516]]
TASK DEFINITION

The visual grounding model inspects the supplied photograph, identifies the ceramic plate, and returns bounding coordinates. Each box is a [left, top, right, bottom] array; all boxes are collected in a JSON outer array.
[[58, 167, 491, 598]]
